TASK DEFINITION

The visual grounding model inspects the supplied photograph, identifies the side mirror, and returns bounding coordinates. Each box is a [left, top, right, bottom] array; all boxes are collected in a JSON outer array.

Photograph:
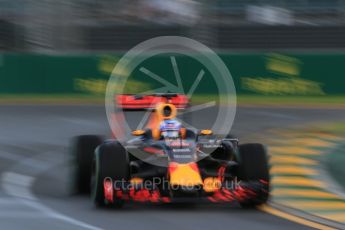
[[200, 129, 213, 135], [132, 129, 145, 136]]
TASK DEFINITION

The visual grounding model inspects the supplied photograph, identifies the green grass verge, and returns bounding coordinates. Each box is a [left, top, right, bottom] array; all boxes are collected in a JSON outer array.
[[0, 94, 344, 107], [326, 143, 345, 191], [319, 122, 345, 192]]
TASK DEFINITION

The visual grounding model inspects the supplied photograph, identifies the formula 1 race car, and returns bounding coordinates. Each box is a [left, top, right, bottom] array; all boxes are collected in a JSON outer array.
[[71, 94, 270, 208]]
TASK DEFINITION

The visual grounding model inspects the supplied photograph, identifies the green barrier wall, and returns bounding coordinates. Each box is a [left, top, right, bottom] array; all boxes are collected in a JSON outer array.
[[0, 53, 344, 95]]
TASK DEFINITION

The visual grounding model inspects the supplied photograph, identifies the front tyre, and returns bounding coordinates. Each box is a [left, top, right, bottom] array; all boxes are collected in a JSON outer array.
[[237, 143, 270, 207], [91, 141, 129, 208], [72, 135, 104, 194]]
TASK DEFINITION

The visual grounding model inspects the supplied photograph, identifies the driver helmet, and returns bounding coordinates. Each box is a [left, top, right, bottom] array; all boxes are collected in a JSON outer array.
[[159, 104, 180, 139], [163, 105, 172, 117]]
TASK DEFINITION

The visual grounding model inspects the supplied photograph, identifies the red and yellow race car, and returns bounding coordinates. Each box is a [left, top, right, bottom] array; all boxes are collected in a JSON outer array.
[[72, 94, 269, 208]]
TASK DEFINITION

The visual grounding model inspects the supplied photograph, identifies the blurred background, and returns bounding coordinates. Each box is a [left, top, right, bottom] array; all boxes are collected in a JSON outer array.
[[1, 0, 345, 52], [0, 1, 345, 229], [1, 0, 345, 100]]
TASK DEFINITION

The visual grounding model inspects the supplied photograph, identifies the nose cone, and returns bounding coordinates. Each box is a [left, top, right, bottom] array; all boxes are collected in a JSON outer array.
[[168, 162, 203, 187]]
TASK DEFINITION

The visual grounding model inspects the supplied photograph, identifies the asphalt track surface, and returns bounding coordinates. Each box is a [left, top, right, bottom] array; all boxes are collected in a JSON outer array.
[[0, 105, 344, 230]]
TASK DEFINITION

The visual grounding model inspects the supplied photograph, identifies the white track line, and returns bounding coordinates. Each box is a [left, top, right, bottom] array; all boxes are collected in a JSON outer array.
[[21, 199, 102, 230], [2, 172, 35, 200], [0, 148, 103, 230], [1, 172, 102, 230]]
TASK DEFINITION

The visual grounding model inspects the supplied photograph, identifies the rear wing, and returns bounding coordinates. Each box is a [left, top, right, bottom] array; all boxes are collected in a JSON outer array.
[[116, 93, 189, 110]]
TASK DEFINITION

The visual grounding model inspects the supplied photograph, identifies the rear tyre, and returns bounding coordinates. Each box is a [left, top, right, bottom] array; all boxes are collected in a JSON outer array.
[[91, 141, 130, 208], [237, 143, 270, 207], [72, 135, 104, 194]]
